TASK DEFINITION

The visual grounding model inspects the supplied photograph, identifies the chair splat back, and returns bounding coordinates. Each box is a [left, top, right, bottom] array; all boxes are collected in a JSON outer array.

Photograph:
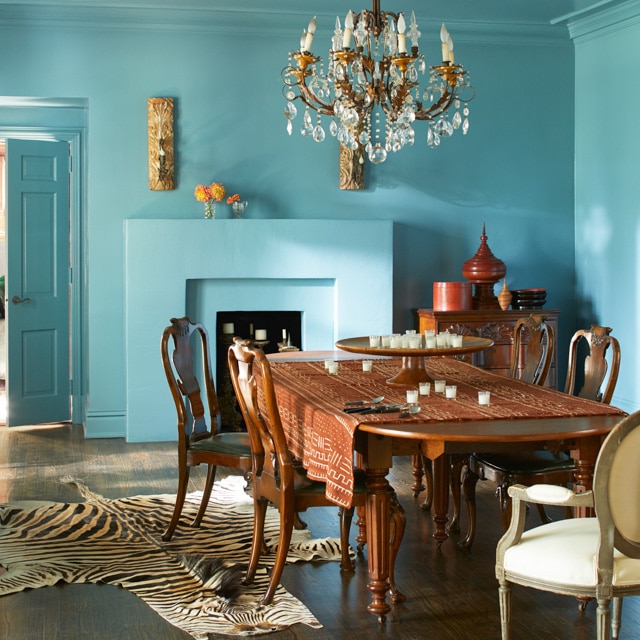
[[227, 338, 293, 484], [162, 316, 220, 440], [564, 325, 621, 405], [509, 313, 554, 386]]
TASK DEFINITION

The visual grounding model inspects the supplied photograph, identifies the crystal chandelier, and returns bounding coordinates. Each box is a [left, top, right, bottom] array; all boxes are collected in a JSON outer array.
[[282, 1, 475, 165]]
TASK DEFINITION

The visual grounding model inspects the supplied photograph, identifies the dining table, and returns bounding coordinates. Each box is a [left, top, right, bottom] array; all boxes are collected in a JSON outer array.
[[264, 350, 626, 620]]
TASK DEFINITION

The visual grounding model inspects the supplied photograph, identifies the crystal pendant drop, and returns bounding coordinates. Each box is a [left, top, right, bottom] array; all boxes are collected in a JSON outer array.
[[434, 118, 454, 137], [462, 118, 470, 135], [329, 120, 338, 137], [452, 111, 462, 129], [312, 124, 326, 142], [369, 143, 387, 164], [286, 119, 293, 135], [284, 102, 297, 120]]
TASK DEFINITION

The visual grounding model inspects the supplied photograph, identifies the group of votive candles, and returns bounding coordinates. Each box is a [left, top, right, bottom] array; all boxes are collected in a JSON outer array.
[[324, 358, 373, 374], [407, 383, 491, 405], [369, 329, 463, 349], [323, 358, 491, 406]]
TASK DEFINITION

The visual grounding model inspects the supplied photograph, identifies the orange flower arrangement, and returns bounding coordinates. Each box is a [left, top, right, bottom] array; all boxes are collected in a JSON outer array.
[[194, 182, 226, 204], [195, 182, 227, 218], [226, 193, 241, 205]]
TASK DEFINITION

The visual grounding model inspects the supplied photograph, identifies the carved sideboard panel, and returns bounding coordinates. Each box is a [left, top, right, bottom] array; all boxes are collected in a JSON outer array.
[[417, 308, 560, 388]]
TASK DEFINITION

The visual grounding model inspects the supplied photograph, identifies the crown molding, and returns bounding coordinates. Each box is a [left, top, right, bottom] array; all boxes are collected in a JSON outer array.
[[552, 0, 640, 42], [0, 3, 573, 45]]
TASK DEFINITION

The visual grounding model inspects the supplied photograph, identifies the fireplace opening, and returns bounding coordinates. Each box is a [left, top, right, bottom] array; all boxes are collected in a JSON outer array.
[[216, 310, 302, 431]]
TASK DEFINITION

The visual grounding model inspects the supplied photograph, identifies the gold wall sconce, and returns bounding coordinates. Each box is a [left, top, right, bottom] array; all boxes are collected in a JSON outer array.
[[148, 97, 175, 190]]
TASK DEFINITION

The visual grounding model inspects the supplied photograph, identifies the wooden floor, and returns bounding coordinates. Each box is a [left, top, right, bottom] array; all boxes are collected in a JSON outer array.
[[0, 423, 638, 640]]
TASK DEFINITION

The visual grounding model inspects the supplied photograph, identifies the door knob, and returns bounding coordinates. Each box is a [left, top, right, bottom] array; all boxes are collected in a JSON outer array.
[[12, 296, 31, 305]]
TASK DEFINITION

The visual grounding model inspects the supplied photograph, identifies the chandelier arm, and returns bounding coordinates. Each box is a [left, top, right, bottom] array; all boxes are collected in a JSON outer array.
[[296, 83, 335, 117], [414, 90, 457, 121]]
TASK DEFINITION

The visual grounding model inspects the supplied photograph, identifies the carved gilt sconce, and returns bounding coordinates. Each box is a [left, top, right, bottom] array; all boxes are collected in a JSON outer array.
[[148, 97, 175, 190], [339, 145, 365, 190]]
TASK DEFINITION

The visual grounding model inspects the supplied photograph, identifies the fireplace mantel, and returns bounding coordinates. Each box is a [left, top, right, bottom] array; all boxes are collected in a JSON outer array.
[[124, 219, 393, 442]]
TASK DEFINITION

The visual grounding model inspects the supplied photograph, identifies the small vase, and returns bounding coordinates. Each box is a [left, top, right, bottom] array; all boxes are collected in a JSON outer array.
[[204, 202, 216, 219], [231, 201, 248, 219], [498, 279, 512, 311]]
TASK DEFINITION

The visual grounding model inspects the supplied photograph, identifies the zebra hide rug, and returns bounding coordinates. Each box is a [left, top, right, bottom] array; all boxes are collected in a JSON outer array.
[[0, 475, 349, 638]]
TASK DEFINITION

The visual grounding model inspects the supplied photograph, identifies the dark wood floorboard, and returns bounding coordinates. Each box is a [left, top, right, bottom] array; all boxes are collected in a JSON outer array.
[[1, 423, 638, 639]]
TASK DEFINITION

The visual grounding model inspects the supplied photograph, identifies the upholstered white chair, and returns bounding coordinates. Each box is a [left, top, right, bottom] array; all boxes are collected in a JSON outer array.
[[495, 411, 640, 640]]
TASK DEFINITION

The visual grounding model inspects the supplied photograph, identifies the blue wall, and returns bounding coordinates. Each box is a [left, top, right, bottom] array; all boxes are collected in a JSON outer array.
[[0, 7, 597, 437], [573, 4, 640, 413]]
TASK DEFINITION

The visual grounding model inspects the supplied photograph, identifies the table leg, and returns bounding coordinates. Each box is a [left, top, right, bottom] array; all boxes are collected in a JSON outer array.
[[571, 435, 601, 518], [431, 454, 450, 544], [365, 467, 393, 620]]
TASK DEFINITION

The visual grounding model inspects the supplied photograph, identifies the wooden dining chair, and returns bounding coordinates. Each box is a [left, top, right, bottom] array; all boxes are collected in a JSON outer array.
[[160, 317, 253, 542], [228, 338, 405, 606], [460, 323, 620, 550], [496, 411, 640, 640]]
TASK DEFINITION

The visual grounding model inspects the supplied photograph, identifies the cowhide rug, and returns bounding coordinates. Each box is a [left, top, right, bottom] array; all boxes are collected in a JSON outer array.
[[0, 475, 351, 637]]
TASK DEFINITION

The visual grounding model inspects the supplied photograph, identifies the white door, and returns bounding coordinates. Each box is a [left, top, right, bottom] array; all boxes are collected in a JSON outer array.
[[6, 138, 71, 426]]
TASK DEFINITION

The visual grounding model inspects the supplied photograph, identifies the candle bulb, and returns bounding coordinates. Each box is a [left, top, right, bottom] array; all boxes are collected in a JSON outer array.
[[397, 13, 407, 54], [282, 329, 287, 340], [343, 10, 354, 48], [440, 23, 450, 62], [304, 16, 316, 52], [447, 34, 455, 64]]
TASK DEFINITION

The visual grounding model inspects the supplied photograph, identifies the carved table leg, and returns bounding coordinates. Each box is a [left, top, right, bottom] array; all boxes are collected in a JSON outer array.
[[389, 491, 407, 604], [365, 467, 393, 621], [410, 453, 425, 497], [431, 454, 451, 544]]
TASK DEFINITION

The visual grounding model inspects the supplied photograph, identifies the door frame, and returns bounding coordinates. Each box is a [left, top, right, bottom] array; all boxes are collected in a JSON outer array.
[[0, 99, 87, 426]]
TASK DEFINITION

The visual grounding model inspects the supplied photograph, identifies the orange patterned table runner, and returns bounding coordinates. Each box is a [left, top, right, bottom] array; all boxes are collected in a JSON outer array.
[[264, 358, 625, 508]]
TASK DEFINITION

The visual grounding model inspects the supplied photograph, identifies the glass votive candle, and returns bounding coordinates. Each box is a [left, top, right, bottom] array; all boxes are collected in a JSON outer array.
[[362, 359, 373, 372], [436, 333, 448, 348], [478, 391, 491, 406], [328, 361, 339, 375], [419, 381, 431, 396], [389, 335, 402, 348], [424, 329, 435, 338], [445, 385, 457, 400], [406, 389, 419, 404], [324, 359, 333, 369], [434, 379, 446, 393], [381, 335, 392, 347], [401, 335, 409, 348], [408, 335, 422, 349], [426, 336, 437, 348], [369, 335, 381, 348], [451, 334, 463, 348]]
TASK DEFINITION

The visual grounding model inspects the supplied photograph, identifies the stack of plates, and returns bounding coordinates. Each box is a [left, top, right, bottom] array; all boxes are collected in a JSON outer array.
[[510, 288, 546, 310]]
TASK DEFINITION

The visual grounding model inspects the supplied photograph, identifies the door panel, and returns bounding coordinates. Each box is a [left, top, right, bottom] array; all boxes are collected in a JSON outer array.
[[6, 139, 70, 426]]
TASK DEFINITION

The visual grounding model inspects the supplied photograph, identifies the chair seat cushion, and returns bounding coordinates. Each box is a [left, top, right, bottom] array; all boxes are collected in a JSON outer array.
[[191, 432, 252, 456], [504, 518, 640, 588], [473, 450, 574, 474]]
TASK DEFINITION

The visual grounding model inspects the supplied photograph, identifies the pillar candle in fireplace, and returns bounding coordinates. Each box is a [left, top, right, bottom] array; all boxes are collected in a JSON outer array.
[[255, 329, 267, 340], [222, 323, 235, 334]]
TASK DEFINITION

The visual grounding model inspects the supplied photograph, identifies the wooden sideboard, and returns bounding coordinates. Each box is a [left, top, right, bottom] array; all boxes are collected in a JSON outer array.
[[417, 308, 560, 389]]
